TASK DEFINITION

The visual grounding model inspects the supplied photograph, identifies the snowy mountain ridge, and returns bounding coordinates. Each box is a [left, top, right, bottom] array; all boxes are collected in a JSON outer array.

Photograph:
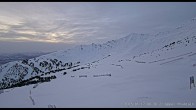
[[0, 33, 152, 89], [0, 17, 196, 90], [0, 17, 196, 108]]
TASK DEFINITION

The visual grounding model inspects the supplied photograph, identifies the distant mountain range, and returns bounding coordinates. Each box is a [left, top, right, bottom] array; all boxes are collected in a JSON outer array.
[[0, 52, 51, 66]]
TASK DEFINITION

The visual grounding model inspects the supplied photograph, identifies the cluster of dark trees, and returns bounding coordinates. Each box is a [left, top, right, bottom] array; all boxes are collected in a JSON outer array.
[[1, 75, 57, 90], [72, 66, 90, 72], [1, 57, 82, 90], [163, 36, 196, 50], [163, 41, 176, 49], [73, 68, 80, 72], [0, 63, 29, 90], [21, 59, 44, 75], [22, 58, 77, 74], [22, 58, 80, 77]]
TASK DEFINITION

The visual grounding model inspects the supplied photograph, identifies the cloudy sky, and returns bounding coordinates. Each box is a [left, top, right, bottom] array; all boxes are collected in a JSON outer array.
[[0, 2, 196, 54]]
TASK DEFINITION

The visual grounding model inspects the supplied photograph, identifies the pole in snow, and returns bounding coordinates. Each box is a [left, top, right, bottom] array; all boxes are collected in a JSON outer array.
[[190, 76, 195, 89]]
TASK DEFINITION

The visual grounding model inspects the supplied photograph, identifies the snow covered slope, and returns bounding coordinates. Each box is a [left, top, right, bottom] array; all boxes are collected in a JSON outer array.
[[0, 18, 196, 108]]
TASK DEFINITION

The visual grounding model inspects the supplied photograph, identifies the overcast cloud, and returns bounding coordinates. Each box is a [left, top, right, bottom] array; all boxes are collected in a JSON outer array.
[[0, 2, 196, 54]]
